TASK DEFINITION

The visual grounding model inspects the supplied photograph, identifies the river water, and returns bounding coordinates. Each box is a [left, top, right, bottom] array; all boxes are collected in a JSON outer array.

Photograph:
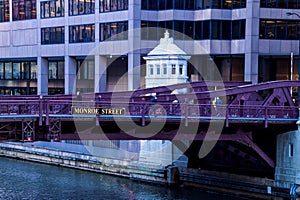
[[0, 157, 245, 200]]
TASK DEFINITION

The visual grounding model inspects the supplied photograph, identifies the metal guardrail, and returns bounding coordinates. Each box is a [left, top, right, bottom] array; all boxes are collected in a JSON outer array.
[[0, 99, 298, 127]]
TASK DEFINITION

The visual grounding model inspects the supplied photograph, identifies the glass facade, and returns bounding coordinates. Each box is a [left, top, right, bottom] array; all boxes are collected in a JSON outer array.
[[41, 0, 64, 18], [141, 20, 245, 40], [100, 21, 128, 41], [69, 0, 95, 16], [259, 56, 295, 82], [260, 19, 300, 40], [12, 0, 36, 21], [0, 61, 37, 95], [142, 0, 246, 10], [0, 0, 9, 22], [261, 0, 298, 8], [0, 61, 37, 80], [69, 24, 95, 43], [100, 0, 128, 12], [41, 27, 65, 45]]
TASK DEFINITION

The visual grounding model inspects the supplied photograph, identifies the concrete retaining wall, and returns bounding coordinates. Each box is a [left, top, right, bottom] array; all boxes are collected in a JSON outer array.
[[0, 142, 174, 185]]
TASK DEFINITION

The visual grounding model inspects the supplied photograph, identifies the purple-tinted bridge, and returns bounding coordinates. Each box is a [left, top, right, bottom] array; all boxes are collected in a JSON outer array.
[[0, 80, 300, 176]]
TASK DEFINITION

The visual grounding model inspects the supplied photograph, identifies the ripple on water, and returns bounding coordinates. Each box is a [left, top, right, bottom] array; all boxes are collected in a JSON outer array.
[[0, 157, 245, 200]]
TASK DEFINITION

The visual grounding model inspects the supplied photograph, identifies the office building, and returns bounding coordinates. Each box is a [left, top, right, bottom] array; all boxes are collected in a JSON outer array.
[[0, 0, 298, 95]]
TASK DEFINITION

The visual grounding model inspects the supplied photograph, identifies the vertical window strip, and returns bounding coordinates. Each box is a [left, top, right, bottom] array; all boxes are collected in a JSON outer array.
[[41, 26, 65, 45], [69, 24, 95, 43], [100, 0, 128, 12], [12, 0, 36, 21], [69, 0, 95, 16], [100, 21, 128, 41]]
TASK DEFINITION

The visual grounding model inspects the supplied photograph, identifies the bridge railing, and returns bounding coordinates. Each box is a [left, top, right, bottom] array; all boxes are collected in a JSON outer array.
[[124, 102, 299, 120], [0, 100, 40, 115], [0, 100, 298, 126]]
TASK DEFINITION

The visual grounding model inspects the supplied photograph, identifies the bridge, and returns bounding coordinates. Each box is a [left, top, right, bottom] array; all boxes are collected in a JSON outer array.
[[0, 80, 300, 178]]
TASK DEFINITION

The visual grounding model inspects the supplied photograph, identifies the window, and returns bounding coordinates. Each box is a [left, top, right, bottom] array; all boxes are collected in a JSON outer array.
[[149, 65, 154, 75], [41, 0, 64, 18], [142, 0, 198, 10], [100, 0, 127, 12], [77, 60, 94, 80], [222, 21, 231, 40], [69, 24, 95, 43], [289, 143, 294, 157], [49, 62, 57, 79], [41, 27, 64, 44], [0, 0, 9, 22], [100, 21, 128, 41], [174, 0, 184, 9], [174, 21, 184, 40], [144, 21, 158, 40], [49, 61, 64, 80], [179, 64, 183, 75], [171, 64, 176, 75], [195, 21, 203, 40], [287, 21, 297, 40], [211, 20, 220, 39], [13, 63, 21, 79], [0, 63, 3, 79], [5, 62, 12, 79], [30, 62, 37, 79], [21, 62, 30, 79], [142, 20, 245, 41], [259, 19, 299, 40], [163, 64, 167, 75], [12, 0, 36, 21], [261, 0, 299, 8], [1, 61, 37, 80], [156, 65, 160, 75], [232, 20, 245, 39], [276, 21, 286, 39], [69, 0, 95, 16], [203, 21, 210, 39]]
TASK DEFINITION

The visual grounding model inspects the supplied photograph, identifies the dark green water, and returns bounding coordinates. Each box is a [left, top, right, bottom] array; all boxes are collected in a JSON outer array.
[[0, 157, 245, 200]]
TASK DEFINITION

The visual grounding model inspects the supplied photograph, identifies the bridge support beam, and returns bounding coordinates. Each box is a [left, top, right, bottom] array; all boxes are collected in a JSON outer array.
[[22, 119, 36, 142], [275, 120, 300, 188]]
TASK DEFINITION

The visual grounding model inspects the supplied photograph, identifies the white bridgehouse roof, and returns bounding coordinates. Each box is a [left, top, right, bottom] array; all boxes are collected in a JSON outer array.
[[145, 31, 190, 60]]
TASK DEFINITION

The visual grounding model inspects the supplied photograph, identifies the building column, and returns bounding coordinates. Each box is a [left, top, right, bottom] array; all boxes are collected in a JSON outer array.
[[128, 0, 141, 90], [244, 0, 260, 84], [37, 57, 48, 95], [94, 55, 107, 93], [128, 53, 141, 90], [65, 56, 76, 94]]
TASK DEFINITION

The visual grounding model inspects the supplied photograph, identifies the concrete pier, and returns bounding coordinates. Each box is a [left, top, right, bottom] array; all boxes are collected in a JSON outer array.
[[275, 130, 300, 189], [275, 109, 300, 199]]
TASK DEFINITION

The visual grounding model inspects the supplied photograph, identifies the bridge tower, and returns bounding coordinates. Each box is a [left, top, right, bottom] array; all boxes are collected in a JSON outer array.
[[136, 31, 191, 168], [143, 30, 190, 90]]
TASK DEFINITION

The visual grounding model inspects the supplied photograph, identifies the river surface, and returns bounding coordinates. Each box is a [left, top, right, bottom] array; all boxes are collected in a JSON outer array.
[[0, 157, 245, 200]]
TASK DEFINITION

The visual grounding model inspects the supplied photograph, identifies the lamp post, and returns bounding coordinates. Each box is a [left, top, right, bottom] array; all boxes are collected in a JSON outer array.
[[287, 12, 300, 103]]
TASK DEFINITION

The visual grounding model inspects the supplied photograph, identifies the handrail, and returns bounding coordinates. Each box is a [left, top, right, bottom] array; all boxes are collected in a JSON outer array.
[[0, 99, 297, 128]]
